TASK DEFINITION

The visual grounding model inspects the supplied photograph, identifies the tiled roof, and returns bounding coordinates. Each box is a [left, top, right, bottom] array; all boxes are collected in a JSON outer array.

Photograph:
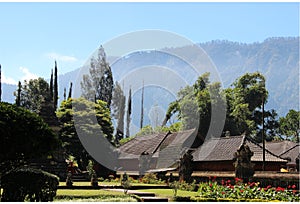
[[193, 135, 287, 163], [264, 140, 298, 155], [192, 136, 244, 161], [245, 139, 287, 162], [117, 129, 196, 164], [118, 132, 167, 159], [279, 145, 300, 163]]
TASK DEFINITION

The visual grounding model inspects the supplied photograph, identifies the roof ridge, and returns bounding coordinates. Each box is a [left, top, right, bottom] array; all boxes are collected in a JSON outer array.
[[279, 144, 300, 157], [151, 131, 171, 154], [245, 137, 288, 161]]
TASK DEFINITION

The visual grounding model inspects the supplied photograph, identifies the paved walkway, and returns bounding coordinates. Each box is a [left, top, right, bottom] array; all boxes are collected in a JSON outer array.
[[104, 188, 169, 202]]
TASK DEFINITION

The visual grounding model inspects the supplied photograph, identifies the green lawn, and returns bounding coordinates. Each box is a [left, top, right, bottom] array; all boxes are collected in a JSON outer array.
[[137, 188, 199, 198], [59, 181, 166, 187], [54, 189, 137, 202]]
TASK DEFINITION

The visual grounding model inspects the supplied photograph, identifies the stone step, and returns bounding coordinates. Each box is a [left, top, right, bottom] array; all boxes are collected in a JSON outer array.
[[140, 197, 169, 202]]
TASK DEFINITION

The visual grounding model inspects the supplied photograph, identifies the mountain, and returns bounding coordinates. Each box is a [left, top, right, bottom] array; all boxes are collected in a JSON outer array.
[[2, 37, 299, 123], [198, 37, 299, 115]]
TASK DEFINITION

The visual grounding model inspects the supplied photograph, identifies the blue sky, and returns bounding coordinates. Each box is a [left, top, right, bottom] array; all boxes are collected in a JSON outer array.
[[0, 2, 299, 84]]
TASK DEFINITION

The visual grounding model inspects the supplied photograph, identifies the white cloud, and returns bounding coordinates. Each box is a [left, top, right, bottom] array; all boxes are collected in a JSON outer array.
[[46, 52, 78, 62], [2, 73, 17, 85], [20, 67, 38, 82]]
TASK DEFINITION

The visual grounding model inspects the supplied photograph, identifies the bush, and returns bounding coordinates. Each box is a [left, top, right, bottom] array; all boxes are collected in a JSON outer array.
[[141, 173, 157, 184], [1, 167, 59, 202], [141, 173, 165, 184]]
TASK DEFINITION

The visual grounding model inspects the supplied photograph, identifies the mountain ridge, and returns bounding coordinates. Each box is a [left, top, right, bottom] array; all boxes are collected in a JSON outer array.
[[1, 37, 299, 118]]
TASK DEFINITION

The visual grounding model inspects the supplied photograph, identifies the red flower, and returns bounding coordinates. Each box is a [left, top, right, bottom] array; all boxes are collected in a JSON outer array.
[[209, 183, 212, 187], [292, 190, 297, 194], [276, 187, 285, 192], [230, 185, 234, 189], [221, 179, 225, 185], [221, 191, 225, 194], [292, 185, 296, 189], [240, 189, 244, 193], [249, 182, 255, 187], [227, 180, 231, 184], [288, 185, 291, 189]]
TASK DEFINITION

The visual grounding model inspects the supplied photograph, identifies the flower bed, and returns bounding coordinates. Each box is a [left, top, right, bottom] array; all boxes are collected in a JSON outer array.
[[196, 177, 299, 202]]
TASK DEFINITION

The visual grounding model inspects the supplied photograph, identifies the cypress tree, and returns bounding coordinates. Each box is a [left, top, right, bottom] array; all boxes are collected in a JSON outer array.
[[63, 88, 66, 101], [53, 61, 58, 110], [140, 81, 144, 129], [68, 82, 73, 99], [16, 81, 21, 106], [0, 64, 2, 102], [126, 88, 132, 138], [50, 69, 53, 102]]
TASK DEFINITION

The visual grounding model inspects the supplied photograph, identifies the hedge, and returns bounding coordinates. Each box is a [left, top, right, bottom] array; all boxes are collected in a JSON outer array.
[[1, 167, 59, 201]]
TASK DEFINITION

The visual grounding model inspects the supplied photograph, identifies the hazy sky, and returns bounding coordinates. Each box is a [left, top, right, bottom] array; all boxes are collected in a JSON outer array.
[[0, 2, 299, 84]]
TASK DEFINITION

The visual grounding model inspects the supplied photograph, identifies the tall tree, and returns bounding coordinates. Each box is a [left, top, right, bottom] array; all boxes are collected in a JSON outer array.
[[0, 102, 60, 175], [81, 45, 114, 107], [53, 61, 58, 110], [227, 72, 268, 137], [140, 81, 144, 129], [50, 69, 53, 102], [68, 82, 73, 99], [0, 64, 2, 102], [15, 81, 21, 106], [126, 88, 132, 138], [56, 97, 114, 170], [15, 78, 52, 113], [63, 88, 66, 101], [111, 82, 125, 143], [279, 109, 300, 142]]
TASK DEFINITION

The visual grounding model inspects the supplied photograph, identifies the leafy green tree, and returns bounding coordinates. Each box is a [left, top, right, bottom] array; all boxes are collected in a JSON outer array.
[[15, 77, 52, 114], [81, 46, 114, 107], [225, 72, 268, 137], [279, 109, 300, 142], [163, 73, 225, 143], [56, 97, 114, 170], [0, 102, 60, 175]]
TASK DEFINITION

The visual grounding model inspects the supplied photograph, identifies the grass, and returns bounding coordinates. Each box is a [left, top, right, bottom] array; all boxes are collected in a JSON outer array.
[[54, 189, 137, 202], [59, 181, 166, 187], [136, 188, 199, 198]]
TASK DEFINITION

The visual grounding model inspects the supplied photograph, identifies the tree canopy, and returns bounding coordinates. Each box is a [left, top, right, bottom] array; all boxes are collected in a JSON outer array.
[[56, 97, 114, 170], [163, 72, 282, 143], [279, 109, 300, 142], [0, 102, 60, 174], [14, 77, 52, 114], [81, 46, 114, 107]]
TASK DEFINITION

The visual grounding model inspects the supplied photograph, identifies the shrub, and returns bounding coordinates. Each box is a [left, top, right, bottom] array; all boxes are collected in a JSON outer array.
[[140, 172, 165, 184], [1, 167, 59, 202]]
